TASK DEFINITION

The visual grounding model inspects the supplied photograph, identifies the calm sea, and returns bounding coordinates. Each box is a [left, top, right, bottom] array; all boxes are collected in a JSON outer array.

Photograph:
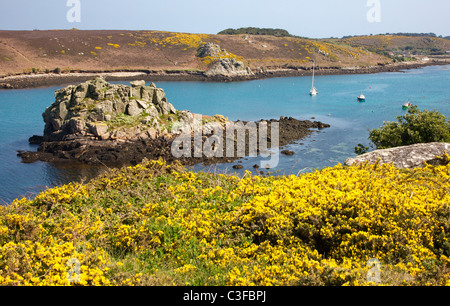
[[1, 65, 449, 203]]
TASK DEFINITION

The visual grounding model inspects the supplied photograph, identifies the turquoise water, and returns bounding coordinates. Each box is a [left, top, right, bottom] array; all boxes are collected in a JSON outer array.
[[0, 65, 449, 203]]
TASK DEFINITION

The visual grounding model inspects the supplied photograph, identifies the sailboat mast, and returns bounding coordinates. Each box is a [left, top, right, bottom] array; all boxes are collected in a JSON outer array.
[[309, 60, 318, 96]]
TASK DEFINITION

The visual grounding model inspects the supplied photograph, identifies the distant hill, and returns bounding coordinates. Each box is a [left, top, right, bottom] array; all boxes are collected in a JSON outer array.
[[330, 34, 450, 56], [343, 32, 442, 39]]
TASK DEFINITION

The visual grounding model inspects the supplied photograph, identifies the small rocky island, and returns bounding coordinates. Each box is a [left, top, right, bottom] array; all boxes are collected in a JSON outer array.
[[19, 77, 330, 167], [41, 77, 184, 142]]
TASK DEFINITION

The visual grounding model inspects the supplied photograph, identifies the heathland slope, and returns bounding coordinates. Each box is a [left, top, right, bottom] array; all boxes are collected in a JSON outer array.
[[336, 35, 450, 57], [0, 29, 390, 76], [1, 30, 449, 89]]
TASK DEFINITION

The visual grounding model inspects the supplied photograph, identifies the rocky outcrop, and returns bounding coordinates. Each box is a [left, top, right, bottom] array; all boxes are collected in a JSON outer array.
[[20, 113, 331, 167], [204, 58, 254, 78], [197, 42, 224, 58], [41, 77, 192, 142], [345, 143, 450, 169], [197, 43, 254, 79]]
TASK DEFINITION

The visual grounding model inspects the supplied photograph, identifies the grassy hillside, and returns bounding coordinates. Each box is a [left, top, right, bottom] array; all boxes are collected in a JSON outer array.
[[0, 30, 389, 77], [1, 157, 450, 286]]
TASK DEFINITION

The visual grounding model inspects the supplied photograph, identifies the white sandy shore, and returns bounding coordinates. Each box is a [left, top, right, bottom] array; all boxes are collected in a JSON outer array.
[[0, 72, 148, 82]]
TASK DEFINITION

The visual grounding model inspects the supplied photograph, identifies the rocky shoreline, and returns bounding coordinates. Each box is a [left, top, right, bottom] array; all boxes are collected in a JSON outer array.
[[18, 117, 330, 168], [1, 60, 448, 90]]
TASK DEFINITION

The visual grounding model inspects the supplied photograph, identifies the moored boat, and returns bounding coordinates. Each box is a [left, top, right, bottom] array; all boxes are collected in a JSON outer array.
[[402, 101, 413, 110], [357, 94, 366, 102]]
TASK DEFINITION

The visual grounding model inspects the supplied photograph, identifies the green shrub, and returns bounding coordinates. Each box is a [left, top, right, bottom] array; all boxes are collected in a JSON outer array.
[[354, 143, 369, 155], [218, 27, 293, 37], [369, 106, 450, 149]]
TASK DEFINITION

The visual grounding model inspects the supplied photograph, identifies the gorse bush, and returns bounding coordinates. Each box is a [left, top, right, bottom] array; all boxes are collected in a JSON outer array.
[[369, 106, 450, 149], [2, 157, 450, 286]]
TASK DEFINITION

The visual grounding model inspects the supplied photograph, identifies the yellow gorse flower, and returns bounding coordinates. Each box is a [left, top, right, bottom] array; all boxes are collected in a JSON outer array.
[[1, 157, 450, 286]]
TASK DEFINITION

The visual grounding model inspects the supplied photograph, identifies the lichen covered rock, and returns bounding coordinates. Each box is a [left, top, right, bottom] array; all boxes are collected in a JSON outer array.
[[345, 142, 450, 169]]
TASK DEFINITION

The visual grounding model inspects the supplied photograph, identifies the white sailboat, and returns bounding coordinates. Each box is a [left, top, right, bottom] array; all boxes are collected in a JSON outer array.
[[310, 61, 318, 96]]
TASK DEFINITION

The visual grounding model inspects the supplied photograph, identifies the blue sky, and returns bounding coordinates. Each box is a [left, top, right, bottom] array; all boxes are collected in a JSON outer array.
[[0, 0, 449, 38]]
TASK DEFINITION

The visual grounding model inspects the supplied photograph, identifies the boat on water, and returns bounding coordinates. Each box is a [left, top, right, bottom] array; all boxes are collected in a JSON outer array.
[[357, 94, 366, 102], [310, 61, 318, 96], [402, 101, 413, 110]]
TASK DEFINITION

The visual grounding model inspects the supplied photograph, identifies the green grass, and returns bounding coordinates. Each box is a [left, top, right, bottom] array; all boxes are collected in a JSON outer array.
[[80, 162, 249, 285]]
